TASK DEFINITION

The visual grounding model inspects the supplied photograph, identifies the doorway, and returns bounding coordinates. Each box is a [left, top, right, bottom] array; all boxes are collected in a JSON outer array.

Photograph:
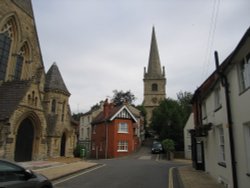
[[60, 133, 66, 156], [14, 119, 34, 162]]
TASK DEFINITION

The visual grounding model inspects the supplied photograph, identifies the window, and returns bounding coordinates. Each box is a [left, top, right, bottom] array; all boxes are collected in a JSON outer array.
[[14, 55, 23, 80], [61, 101, 65, 122], [244, 122, 250, 175], [0, 160, 25, 182], [0, 32, 11, 80], [217, 125, 226, 165], [92, 142, 95, 150], [51, 99, 56, 113], [239, 54, 250, 92], [92, 125, 96, 134], [118, 122, 128, 133], [117, 141, 128, 152], [80, 128, 84, 139], [152, 83, 158, 91], [202, 102, 207, 119], [87, 128, 90, 139], [214, 86, 221, 110]]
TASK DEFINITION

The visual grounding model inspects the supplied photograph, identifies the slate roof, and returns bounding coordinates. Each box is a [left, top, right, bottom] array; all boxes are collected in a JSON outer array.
[[92, 105, 121, 124], [92, 104, 137, 125], [0, 80, 31, 120], [45, 63, 70, 96]]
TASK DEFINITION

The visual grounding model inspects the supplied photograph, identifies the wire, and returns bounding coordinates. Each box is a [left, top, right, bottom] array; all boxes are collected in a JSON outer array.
[[201, 0, 221, 82]]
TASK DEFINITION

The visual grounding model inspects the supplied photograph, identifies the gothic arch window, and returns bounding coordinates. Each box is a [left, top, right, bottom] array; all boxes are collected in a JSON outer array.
[[51, 99, 56, 113], [14, 42, 30, 80], [0, 16, 18, 81], [152, 83, 158, 91]]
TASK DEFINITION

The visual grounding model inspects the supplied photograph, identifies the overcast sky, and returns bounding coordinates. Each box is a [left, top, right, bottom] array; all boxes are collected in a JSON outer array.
[[32, 0, 250, 113]]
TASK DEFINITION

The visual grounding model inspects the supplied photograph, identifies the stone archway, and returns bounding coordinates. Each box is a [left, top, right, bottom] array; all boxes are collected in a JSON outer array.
[[60, 132, 66, 156], [14, 118, 34, 162]]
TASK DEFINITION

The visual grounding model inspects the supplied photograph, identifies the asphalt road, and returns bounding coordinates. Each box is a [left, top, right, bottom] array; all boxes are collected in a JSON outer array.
[[53, 143, 182, 188]]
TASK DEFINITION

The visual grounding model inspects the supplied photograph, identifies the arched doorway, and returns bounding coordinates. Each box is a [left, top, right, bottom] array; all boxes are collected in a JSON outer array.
[[14, 119, 34, 162], [60, 133, 66, 156]]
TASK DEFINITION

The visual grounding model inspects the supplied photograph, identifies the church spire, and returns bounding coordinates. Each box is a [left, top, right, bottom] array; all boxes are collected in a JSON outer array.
[[146, 26, 163, 78]]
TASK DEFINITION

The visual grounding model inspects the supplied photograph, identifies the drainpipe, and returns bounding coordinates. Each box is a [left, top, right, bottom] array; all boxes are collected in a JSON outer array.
[[214, 51, 238, 188], [105, 120, 108, 159]]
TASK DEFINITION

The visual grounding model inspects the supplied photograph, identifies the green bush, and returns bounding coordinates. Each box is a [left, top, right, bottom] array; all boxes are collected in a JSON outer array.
[[73, 144, 84, 157], [162, 139, 175, 152]]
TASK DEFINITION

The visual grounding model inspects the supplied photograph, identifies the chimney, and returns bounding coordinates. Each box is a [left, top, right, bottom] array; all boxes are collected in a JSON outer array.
[[103, 99, 109, 118]]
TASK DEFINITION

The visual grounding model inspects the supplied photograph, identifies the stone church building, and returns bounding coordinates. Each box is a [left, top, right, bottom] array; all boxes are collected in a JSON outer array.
[[143, 27, 166, 126], [0, 0, 77, 161]]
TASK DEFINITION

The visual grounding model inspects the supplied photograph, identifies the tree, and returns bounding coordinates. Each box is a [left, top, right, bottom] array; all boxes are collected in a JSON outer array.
[[177, 91, 193, 124], [136, 104, 147, 124], [151, 91, 193, 151], [112, 90, 136, 106], [151, 98, 183, 150]]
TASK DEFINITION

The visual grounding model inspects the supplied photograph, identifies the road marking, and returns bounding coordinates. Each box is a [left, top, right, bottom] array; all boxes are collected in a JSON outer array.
[[156, 154, 160, 161], [53, 164, 106, 185], [138, 155, 151, 160], [168, 167, 175, 188]]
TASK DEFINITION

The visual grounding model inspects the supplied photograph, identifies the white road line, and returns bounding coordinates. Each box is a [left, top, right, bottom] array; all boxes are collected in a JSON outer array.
[[168, 167, 175, 188], [156, 154, 160, 161], [53, 164, 106, 186]]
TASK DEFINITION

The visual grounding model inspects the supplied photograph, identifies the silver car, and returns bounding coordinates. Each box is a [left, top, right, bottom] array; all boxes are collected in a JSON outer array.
[[0, 159, 53, 188]]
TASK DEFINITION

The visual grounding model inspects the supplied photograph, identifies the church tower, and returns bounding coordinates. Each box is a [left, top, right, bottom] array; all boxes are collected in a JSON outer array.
[[143, 27, 166, 127]]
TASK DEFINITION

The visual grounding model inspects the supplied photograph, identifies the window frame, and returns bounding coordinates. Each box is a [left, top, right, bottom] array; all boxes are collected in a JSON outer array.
[[0, 32, 11, 81], [243, 122, 250, 175], [217, 125, 226, 167], [238, 54, 250, 93], [118, 122, 128, 133], [152, 83, 158, 91], [117, 140, 128, 152], [51, 99, 56, 113]]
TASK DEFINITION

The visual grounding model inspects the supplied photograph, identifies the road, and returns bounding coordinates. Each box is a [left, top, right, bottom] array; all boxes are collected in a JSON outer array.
[[53, 143, 184, 188]]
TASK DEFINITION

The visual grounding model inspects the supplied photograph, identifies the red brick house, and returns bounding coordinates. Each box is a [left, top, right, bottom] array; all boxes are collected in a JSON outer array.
[[91, 100, 139, 159]]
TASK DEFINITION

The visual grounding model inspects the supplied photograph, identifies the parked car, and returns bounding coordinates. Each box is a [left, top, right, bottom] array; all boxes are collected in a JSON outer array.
[[151, 142, 163, 154], [0, 159, 53, 188]]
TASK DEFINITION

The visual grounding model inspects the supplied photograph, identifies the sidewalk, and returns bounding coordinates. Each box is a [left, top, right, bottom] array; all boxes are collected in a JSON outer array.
[[19, 157, 99, 181], [174, 159, 225, 188]]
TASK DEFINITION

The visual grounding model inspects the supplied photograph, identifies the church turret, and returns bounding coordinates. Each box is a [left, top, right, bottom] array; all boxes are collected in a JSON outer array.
[[143, 27, 166, 127]]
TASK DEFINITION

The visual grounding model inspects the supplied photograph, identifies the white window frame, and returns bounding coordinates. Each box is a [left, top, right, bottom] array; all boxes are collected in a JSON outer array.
[[244, 122, 250, 175], [118, 122, 128, 133], [217, 125, 226, 165], [117, 141, 128, 152], [238, 54, 250, 92]]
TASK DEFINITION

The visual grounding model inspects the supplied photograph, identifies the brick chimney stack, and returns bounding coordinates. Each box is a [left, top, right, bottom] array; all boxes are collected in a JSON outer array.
[[103, 99, 109, 118]]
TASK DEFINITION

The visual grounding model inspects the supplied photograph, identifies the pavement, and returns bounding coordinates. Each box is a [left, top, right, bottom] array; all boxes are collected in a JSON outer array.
[[18, 157, 224, 188], [173, 159, 225, 188], [19, 157, 99, 181]]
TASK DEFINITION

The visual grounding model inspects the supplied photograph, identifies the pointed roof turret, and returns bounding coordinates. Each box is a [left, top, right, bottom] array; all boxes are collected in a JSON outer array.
[[45, 62, 70, 96], [146, 27, 163, 78]]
